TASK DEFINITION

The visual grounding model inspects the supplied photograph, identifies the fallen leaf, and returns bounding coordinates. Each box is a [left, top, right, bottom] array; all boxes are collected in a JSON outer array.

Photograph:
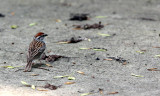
[[1, 66, 21, 69], [30, 74, 39, 76], [65, 82, 75, 85], [57, 41, 69, 44], [56, 19, 62, 22], [11, 12, 15, 16], [108, 92, 119, 94], [46, 64, 53, 67], [155, 55, 160, 57], [136, 51, 144, 54], [131, 73, 144, 77], [95, 16, 107, 18], [80, 93, 92, 96], [93, 48, 107, 51], [147, 68, 160, 71], [153, 46, 160, 48], [11, 25, 18, 29], [122, 62, 127, 65], [53, 75, 69, 78], [79, 48, 91, 50], [37, 88, 48, 91], [29, 23, 37, 26], [68, 76, 75, 80], [97, 33, 110, 37], [77, 71, 85, 75], [31, 85, 36, 90], [21, 81, 30, 87], [5, 66, 14, 68], [88, 39, 91, 41]]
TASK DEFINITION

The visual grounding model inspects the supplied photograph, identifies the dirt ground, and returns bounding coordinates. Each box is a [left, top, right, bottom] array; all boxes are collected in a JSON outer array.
[[0, 0, 160, 96]]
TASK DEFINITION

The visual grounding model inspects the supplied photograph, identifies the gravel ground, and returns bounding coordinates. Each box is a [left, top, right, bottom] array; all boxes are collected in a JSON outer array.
[[0, 0, 160, 96]]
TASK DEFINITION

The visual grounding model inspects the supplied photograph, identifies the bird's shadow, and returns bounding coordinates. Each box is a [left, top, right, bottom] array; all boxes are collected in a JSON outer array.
[[32, 63, 46, 68]]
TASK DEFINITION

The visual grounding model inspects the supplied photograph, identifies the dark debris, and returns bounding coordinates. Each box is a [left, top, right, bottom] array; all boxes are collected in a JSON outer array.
[[58, 36, 86, 43], [44, 83, 58, 90], [107, 57, 127, 65], [0, 13, 5, 17], [73, 22, 104, 30], [96, 57, 100, 60], [45, 55, 64, 62], [69, 13, 89, 21], [139, 17, 156, 21]]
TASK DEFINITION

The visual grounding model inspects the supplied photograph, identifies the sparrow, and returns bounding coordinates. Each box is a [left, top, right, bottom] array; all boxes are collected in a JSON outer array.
[[24, 32, 48, 72]]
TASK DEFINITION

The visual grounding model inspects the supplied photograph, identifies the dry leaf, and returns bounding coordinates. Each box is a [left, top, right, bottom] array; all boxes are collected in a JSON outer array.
[[155, 55, 160, 57], [88, 39, 91, 41], [46, 64, 53, 67], [29, 23, 37, 26], [136, 51, 144, 54], [54, 75, 69, 78], [147, 68, 160, 71], [68, 76, 75, 80], [57, 41, 69, 44], [108, 92, 118, 94], [77, 71, 85, 75], [80, 93, 91, 96], [30, 74, 39, 76], [131, 73, 144, 77], [37, 88, 48, 91], [122, 62, 127, 65], [11, 12, 15, 16], [21, 81, 30, 87], [153, 46, 160, 48], [97, 33, 110, 37], [2, 65, 22, 69], [65, 82, 75, 85], [95, 16, 107, 18], [31, 85, 36, 90], [79, 48, 91, 50], [56, 19, 62, 22], [11, 25, 18, 29], [93, 48, 107, 51]]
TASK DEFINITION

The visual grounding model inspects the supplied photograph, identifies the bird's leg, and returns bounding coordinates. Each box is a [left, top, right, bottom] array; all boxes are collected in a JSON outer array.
[[24, 61, 33, 72]]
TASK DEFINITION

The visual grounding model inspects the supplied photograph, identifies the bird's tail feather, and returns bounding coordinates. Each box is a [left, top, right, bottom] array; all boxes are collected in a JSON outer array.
[[24, 61, 32, 72]]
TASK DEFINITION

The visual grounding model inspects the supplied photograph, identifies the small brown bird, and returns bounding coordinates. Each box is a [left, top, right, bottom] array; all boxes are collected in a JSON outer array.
[[24, 32, 48, 72]]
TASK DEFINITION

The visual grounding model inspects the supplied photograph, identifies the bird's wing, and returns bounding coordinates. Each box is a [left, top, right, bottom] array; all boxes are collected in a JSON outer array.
[[28, 40, 45, 61]]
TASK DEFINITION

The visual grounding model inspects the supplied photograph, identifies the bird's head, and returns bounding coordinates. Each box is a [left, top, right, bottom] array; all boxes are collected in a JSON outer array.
[[34, 32, 48, 41]]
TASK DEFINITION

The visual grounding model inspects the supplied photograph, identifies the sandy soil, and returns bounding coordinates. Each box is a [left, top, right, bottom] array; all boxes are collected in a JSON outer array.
[[0, 0, 160, 96]]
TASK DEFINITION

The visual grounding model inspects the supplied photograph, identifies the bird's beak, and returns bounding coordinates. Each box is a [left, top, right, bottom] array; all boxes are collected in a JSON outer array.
[[43, 34, 48, 37]]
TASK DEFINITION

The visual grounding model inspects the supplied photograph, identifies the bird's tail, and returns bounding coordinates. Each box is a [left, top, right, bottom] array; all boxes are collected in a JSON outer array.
[[24, 60, 33, 72]]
